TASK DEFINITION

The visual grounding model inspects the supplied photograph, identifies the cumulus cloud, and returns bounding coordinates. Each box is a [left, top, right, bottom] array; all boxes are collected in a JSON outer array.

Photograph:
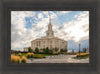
[[57, 11, 71, 15], [38, 13, 44, 19], [11, 11, 36, 50], [54, 11, 89, 42]]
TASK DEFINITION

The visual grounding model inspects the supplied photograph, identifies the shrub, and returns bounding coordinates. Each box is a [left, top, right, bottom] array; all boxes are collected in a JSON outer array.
[[62, 52, 67, 54], [43, 48, 46, 54], [72, 49, 74, 53], [60, 49, 67, 54], [76, 52, 89, 58], [35, 48, 39, 53], [67, 53, 76, 55], [18, 53, 22, 56], [52, 52, 58, 55], [17, 56, 20, 63], [83, 48, 87, 53], [27, 52, 34, 58], [28, 47, 32, 52], [31, 53, 34, 58], [49, 50, 53, 54], [55, 48, 59, 52], [11, 54, 20, 63], [45, 47, 49, 54], [27, 52, 31, 58], [34, 54, 44, 58], [21, 56, 27, 63]]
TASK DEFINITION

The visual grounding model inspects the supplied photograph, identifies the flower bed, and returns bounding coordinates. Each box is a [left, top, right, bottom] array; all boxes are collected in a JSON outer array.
[[18, 53, 22, 56], [76, 53, 89, 58], [52, 52, 58, 55], [11, 54, 27, 63], [21, 56, 27, 63], [27, 52, 34, 58], [11, 54, 20, 63]]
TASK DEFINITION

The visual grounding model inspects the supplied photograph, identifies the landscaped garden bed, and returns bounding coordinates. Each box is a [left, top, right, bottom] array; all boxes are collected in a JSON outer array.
[[11, 54, 27, 63], [73, 53, 89, 59]]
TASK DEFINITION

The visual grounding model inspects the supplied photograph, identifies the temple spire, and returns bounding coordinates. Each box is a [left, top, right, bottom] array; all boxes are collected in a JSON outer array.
[[48, 15, 52, 30], [46, 15, 54, 37], [49, 15, 51, 24]]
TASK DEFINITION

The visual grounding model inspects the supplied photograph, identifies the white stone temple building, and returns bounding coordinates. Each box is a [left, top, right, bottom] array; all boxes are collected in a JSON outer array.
[[23, 15, 67, 52], [31, 16, 67, 52]]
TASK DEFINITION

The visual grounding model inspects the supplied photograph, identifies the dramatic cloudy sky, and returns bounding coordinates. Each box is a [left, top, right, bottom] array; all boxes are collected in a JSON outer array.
[[11, 11, 89, 52]]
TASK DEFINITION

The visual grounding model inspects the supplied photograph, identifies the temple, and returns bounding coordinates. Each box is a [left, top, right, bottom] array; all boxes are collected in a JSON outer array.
[[24, 15, 67, 52]]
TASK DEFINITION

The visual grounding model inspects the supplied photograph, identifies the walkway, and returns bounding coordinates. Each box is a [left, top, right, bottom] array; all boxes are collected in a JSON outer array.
[[27, 54, 89, 63]]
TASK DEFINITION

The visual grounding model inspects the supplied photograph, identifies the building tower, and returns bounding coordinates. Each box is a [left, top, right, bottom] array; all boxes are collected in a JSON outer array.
[[46, 15, 54, 37]]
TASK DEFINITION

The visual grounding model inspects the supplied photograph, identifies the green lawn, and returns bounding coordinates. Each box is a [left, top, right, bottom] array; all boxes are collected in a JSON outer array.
[[16, 53, 27, 57], [16, 53, 55, 57], [21, 53, 27, 56], [73, 55, 89, 59], [35, 54, 55, 57]]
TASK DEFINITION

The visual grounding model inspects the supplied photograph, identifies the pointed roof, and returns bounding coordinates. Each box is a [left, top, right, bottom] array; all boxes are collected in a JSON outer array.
[[49, 15, 51, 23]]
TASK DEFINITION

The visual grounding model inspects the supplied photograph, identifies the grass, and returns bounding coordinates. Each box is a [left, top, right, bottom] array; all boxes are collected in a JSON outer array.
[[27, 53, 34, 58], [36, 54, 55, 57], [16, 53, 55, 57], [21, 53, 27, 57], [33, 54, 45, 58], [73, 55, 89, 59], [16, 53, 27, 57], [14, 53, 55, 59]]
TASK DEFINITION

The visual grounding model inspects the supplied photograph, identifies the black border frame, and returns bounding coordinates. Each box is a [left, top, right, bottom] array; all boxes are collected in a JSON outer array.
[[0, 0, 99, 74]]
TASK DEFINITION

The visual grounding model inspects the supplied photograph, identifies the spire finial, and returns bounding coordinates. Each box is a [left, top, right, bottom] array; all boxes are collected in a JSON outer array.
[[49, 14, 51, 23]]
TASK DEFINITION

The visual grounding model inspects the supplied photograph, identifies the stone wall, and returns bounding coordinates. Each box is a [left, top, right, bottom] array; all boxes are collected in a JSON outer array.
[[31, 38, 67, 52]]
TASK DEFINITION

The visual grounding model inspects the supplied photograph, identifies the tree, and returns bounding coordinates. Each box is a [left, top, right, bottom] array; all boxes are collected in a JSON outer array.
[[63, 50, 67, 52], [72, 49, 74, 53], [43, 48, 46, 53], [60, 49, 67, 54], [28, 47, 32, 52], [60, 49, 64, 53], [11, 49, 15, 54], [35, 47, 39, 53], [49, 50, 53, 54], [55, 48, 59, 52], [83, 48, 87, 53], [45, 47, 49, 54]]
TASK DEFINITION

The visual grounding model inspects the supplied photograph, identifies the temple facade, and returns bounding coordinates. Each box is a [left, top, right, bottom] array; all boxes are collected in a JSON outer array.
[[30, 16, 68, 52]]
